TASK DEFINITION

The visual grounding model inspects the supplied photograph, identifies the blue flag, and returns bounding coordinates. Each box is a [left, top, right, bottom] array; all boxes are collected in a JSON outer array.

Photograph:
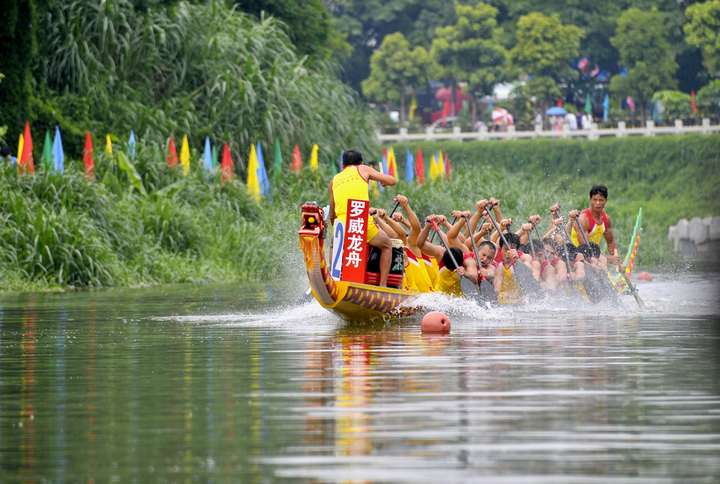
[[257, 141, 270, 198], [129, 131, 136, 159], [339, 150, 344, 171], [488, 101, 493, 111], [603, 94, 609, 120], [405, 148, 414, 183], [203, 136, 212, 175], [52, 126, 64, 174]]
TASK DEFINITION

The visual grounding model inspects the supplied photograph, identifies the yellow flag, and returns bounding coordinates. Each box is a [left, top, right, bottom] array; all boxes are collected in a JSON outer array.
[[409, 96, 417, 121], [428, 152, 438, 181], [388, 146, 398, 180], [309, 144, 319, 170], [17, 134, 24, 164], [106, 135, 113, 156], [247, 143, 260, 202], [180, 135, 190, 176], [438, 150, 445, 178]]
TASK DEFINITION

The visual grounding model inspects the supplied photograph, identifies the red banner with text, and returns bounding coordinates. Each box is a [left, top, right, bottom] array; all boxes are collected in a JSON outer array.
[[340, 199, 369, 283]]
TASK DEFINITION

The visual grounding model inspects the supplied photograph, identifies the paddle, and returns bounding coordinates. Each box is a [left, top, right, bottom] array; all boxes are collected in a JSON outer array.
[[463, 215, 498, 306], [484, 205, 544, 299], [614, 248, 645, 308], [431, 219, 484, 303], [526, 223, 537, 259], [430, 216, 456, 244], [531, 219, 544, 243]]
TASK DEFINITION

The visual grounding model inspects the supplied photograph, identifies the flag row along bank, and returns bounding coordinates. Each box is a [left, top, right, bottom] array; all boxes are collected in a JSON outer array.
[[6, 122, 451, 202]]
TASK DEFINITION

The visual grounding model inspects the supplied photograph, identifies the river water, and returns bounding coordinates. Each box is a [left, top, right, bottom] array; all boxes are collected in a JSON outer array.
[[0, 271, 718, 483]]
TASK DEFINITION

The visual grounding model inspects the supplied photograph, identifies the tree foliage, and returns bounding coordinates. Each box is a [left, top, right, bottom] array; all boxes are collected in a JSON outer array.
[[361, 32, 436, 125], [32, 0, 376, 166], [0, 0, 37, 142], [431, 2, 507, 122], [651, 90, 693, 117], [508, 12, 584, 104], [684, 0, 720, 76], [609, 8, 678, 119]]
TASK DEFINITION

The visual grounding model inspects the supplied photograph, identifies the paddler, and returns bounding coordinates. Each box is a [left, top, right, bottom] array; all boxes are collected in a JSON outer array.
[[416, 214, 479, 297], [566, 184, 620, 265], [392, 195, 436, 292], [329, 150, 397, 287], [492, 233, 526, 300]]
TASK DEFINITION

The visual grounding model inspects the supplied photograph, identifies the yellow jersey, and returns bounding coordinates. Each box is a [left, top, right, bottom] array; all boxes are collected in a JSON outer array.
[[331, 165, 378, 241]]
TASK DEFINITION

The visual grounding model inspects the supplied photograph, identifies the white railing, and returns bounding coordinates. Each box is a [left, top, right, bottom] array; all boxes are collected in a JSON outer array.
[[377, 118, 720, 143]]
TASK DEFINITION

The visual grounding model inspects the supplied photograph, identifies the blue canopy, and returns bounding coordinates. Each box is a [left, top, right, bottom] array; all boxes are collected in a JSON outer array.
[[546, 107, 567, 115]]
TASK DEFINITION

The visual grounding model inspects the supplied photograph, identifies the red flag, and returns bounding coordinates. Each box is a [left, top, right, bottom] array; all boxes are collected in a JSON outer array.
[[557, 98, 564, 107], [167, 136, 178, 168], [83, 131, 94, 181], [291, 144, 302, 172], [691, 90, 698, 113], [415, 147, 426, 185], [19, 121, 34, 174], [221, 142, 233, 185], [441, 99, 450, 126], [444, 152, 451, 180]]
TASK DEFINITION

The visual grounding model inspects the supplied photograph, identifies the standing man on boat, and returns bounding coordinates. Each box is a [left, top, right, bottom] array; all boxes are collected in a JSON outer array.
[[330, 149, 397, 287], [565, 184, 621, 265]]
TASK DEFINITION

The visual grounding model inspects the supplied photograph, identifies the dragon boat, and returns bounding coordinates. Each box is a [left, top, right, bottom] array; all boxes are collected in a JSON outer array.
[[298, 202, 644, 320]]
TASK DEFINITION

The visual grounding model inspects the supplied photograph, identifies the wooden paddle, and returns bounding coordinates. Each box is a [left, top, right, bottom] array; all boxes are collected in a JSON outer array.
[[614, 248, 645, 308], [484, 205, 544, 299], [431, 219, 484, 303], [463, 215, 498, 306]]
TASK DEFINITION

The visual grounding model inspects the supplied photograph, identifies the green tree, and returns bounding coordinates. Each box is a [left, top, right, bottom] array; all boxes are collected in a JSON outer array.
[[696, 79, 720, 113], [0, 0, 37, 143], [609, 8, 678, 120], [684, 0, 720, 77], [431, 2, 507, 123], [508, 12, 584, 111], [361, 32, 436, 126]]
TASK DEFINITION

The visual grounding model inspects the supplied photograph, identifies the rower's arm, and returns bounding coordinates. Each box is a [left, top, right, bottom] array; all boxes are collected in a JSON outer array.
[[361, 165, 396, 187], [329, 184, 336, 226], [382, 213, 408, 246], [604, 216, 619, 262], [462, 259, 479, 284], [416, 220, 443, 259]]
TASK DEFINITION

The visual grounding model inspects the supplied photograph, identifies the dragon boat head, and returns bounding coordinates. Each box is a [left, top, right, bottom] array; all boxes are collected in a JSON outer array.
[[299, 202, 327, 238]]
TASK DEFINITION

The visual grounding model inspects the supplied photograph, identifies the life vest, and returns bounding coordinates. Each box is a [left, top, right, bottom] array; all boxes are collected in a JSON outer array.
[[571, 208, 607, 246], [421, 253, 440, 290], [496, 261, 521, 299]]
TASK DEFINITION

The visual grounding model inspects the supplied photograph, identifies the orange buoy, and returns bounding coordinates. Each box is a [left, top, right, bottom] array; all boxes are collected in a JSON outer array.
[[638, 272, 653, 281], [421, 312, 451, 333]]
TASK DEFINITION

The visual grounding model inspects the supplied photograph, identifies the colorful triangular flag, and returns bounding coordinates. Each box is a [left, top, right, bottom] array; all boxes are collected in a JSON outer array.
[[19, 121, 34, 174], [444, 152, 451, 180], [106, 135, 113, 156], [291, 144, 302, 172], [273, 138, 283, 184], [128, 130, 136, 159], [405, 148, 414, 183], [203, 136, 212, 175], [415, 147, 426, 184], [691, 90, 698, 113], [17, 133, 24, 169], [247, 144, 260, 201], [221, 142, 233, 185], [211, 144, 218, 170], [309, 144, 319, 170], [83, 131, 94, 181], [167, 137, 178, 168], [257, 141, 270, 198], [388, 146, 397, 179], [52, 126, 64, 174], [180, 135, 190, 176]]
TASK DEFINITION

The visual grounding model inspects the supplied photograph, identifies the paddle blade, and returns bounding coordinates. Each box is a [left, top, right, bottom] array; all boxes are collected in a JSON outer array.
[[513, 262, 545, 300], [479, 280, 499, 306]]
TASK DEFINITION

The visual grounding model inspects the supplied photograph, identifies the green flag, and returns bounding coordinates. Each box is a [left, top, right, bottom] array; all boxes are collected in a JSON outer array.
[[330, 156, 338, 176], [211, 144, 218, 169], [41, 130, 54, 171], [585, 93, 592, 115], [273, 138, 283, 183]]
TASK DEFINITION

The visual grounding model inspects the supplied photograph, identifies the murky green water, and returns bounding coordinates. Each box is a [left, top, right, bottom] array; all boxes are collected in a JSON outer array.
[[0, 273, 718, 483]]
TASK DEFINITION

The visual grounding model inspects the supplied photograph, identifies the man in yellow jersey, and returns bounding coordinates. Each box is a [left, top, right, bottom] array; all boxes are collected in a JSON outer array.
[[566, 184, 620, 264], [329, 150, 397, 287]]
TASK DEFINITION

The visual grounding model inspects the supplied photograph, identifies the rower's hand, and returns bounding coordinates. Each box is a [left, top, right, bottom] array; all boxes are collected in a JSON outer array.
[[476, 199, 489, 212], [569, 209, 579, 219], [508, 249, 518, 261], [552, 217, 564, 226], [576, 253, 585, 262], [391, 212, 404, 223], [394, 195, 408, 207], [607, 254, 621, 265], [454, 266, 467, 277], [376, 208, 387, 219], [481, 222, 492, 232], [500, 218, 512, 230], [521, 223, 533, 233], [489, 197, 500, 207], [529, 215, 541, 225], [549, 203, 560, 213], [436, 214, 447, 225], [451, 210, 464, 220]]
